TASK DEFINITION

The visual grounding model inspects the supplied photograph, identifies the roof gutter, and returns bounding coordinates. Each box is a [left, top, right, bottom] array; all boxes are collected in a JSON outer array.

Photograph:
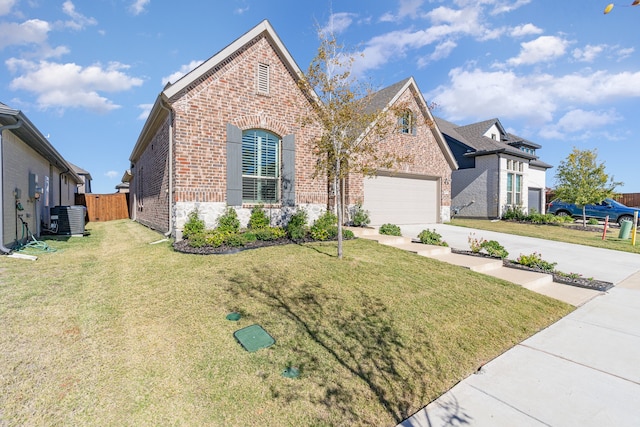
[[158, 101, 174, 237], [0, 116, 24, 254]]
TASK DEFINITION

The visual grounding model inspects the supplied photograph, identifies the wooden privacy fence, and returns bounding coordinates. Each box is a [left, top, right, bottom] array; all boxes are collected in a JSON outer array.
[[76, 193, 130, 222], [614, 193, 640, 208]]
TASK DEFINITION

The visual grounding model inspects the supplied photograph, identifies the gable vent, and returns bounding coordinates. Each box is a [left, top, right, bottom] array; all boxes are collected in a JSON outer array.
[[257, 63, 269, 94]]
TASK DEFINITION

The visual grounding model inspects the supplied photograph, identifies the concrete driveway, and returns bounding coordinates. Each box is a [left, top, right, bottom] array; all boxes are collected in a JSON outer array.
[[395, 223, 640, 427]]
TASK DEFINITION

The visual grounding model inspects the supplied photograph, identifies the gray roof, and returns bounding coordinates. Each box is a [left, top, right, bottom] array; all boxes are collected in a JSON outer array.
[[69, 162, 93, 180], [434, 116, 551, 168], [0, 103, 82, 183]]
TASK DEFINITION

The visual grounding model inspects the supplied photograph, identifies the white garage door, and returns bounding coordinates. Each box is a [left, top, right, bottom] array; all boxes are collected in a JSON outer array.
[[363, 174, 439, 225]]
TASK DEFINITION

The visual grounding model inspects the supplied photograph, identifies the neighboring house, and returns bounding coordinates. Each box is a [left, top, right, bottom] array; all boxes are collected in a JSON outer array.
[[128, 20, 457, 238], [0, 102, 82, 252], [115, 182, 129, 194], [69, 162, 92, 194], [435, 117, 552, 218]]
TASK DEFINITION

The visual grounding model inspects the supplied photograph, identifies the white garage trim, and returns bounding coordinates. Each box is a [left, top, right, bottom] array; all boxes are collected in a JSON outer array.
[[363, 172, 440, 225]]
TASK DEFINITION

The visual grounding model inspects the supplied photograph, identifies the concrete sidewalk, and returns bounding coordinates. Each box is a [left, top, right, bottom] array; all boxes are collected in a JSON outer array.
[[384, 224, 640, 427]]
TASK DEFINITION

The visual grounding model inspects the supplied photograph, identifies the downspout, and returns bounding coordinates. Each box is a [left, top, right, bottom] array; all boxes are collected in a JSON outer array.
[[496, 154, 502, 219], [0, 117, 24, 254], [158, 101, 174, 237]]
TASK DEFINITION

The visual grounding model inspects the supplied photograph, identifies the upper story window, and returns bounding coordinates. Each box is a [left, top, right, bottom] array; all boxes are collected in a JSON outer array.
[[399, 109, 416, 135], [520, 146, 535, 155], [257, 63, 269, 95], [242, 129, 280, 204]]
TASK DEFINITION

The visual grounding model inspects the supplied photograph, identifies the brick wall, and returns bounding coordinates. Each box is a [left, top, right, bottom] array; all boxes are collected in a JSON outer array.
[[131, 116, 171, 232], [346, 86, 453, 213]]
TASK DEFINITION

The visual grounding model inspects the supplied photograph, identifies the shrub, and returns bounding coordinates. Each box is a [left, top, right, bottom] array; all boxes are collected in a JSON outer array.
[[588, 218, 599, 225], [311, 211, 338, 240], [516, 252, 557, 272], [217, 208, 240, 233], [204, 229, 231, 247], [226, 233, 248, 247], [481, 240, 508, 259], [342, 229, 355, 239], [418, 229, 448, 246], [529, 212, 561, 224], [243, 232, 257, 243], [468, 233, 486, 253], [379, 223, 401, 236], [502, 205, 528, 221], [248, 205, 270, 229], [349, 203, 371, 227], [187, 232, 206, 248], [254, 226, 286, 241], [287, 209, 309, 240], [183, 209, 205, 239]]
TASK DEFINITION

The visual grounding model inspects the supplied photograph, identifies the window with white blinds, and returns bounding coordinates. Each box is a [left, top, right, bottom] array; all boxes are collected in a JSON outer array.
[[242, 129, 280, 203]]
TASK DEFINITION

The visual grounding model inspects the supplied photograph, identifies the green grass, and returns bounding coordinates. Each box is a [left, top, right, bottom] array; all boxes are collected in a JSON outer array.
[[450, 218, 640, 254], [0, 220, 572, 426]]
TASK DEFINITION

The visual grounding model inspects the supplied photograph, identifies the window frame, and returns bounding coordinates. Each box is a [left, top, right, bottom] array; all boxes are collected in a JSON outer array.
[[399, 109, 416, 135], [241, 129, 281, 205]]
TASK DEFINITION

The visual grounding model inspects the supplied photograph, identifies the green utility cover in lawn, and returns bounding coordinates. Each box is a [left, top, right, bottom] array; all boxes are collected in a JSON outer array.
[[233, 324, 275, 352]]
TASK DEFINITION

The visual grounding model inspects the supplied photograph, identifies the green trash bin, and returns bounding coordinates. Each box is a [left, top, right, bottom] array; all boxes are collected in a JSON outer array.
[[619, 220, 633, 239]]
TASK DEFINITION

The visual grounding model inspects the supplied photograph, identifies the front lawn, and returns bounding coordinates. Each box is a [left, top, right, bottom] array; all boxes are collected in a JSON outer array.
[[0, 220, 572, 426], [450, 218, 640, 255]]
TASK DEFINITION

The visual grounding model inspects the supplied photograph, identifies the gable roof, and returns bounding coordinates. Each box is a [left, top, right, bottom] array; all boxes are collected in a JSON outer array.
[[434, 116, 551, 168], [69, 162, 93, 180], [364, 77, 458, 170], [131, 20, 310, 162], [0, 103, 82, 183]]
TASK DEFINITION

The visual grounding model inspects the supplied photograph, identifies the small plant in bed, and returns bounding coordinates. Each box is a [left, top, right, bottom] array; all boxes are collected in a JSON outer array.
[[379, 223, 402, 236], [418, 229, 448, 246]]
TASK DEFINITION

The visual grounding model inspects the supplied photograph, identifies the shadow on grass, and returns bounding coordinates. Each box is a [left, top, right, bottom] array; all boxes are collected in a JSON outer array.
[[226, 268, 473, 425]]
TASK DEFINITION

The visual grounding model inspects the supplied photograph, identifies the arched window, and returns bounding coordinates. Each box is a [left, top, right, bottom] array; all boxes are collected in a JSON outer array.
[[242, 129, 280, 203], [399, 109, 416, 135]]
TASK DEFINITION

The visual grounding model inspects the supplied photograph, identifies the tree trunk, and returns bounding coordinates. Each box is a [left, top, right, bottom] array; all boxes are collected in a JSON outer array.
[[335, 157, 343, 259], [582, 206, 587, 229]]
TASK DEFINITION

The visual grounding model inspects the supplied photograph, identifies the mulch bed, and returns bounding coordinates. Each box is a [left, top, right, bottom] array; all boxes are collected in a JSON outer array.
[[173, 237, 304, 255], [451, 248, 614, 292]]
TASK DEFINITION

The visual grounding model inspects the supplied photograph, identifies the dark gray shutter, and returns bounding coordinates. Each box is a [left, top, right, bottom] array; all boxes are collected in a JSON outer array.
[[282, 134, 295, 207], [226, 124, 242, 206]]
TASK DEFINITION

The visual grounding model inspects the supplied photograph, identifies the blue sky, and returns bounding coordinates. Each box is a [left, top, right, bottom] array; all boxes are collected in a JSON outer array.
[[1, 0, 640, 194]]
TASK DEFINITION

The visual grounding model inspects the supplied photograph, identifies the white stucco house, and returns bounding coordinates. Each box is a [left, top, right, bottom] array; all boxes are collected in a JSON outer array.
[[435, 117, 552, 218], [1, 102, 82, 252]]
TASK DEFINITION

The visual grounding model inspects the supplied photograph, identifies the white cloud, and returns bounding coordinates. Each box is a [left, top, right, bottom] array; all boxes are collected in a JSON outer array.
[[0, 19, 50, 49], [61, 1, 97, 31], [7, 59, 144, 113], [557, 109, 621, 132], [162, 60, 203, 86], [322, 13, 357, 35], [418, 40, 457, 67], [0, 0, 17, 16], [137, 103, 153, 120], [510, 23, 543, 37], [507, 35, 569, 66], [572, 44, 605, 63], [234, 6, 249, 14], [428, 67, 556, 124], [104, 170, 119, 179], [129, 0, 150, 16], [429, 66, 640, 139]]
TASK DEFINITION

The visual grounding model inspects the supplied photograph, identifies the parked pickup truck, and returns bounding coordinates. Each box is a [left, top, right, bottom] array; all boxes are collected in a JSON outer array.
[[547, 198, 640, 225]]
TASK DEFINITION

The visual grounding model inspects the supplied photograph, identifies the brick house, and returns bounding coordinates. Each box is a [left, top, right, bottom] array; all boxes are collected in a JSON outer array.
[[128, 20, 457, 237], [435, 117, 552, 218]]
